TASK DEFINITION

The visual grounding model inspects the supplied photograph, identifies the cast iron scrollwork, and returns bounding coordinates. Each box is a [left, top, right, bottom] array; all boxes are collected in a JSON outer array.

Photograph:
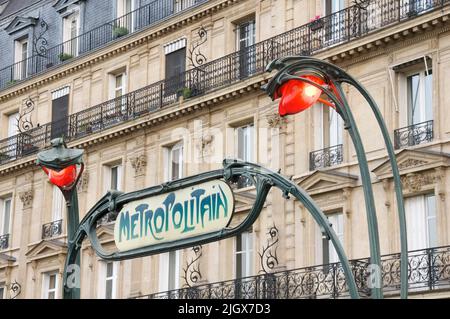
[[352, 0, 370, 10], [9, 280, 21, 299], [187, 26, 208, 96], [188, 26, 208, 70], [17, 97, 35, 133], [32, 19, 49, 57], [182, 245, 203, 288], [259, 225, 279, 274]]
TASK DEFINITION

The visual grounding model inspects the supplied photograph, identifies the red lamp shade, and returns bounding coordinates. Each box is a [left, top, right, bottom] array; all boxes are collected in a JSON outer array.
[[42, 165, 77, 189], [276, 76, 325, 116]]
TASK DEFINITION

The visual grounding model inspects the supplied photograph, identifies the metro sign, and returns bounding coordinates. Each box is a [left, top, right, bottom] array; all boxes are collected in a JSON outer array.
[[114, 180, 234, 252]]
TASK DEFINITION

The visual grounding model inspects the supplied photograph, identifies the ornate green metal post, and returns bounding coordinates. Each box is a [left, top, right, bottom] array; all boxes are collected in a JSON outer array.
[[261, 56, 408, 299], [36, 138, 84, 299]]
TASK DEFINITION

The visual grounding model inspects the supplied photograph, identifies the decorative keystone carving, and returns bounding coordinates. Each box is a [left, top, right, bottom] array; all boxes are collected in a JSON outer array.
[[130, 154, 147, 177], [19, 190, 33, 209], [266, 112, 287, 129], [77, 170, 89, 193]]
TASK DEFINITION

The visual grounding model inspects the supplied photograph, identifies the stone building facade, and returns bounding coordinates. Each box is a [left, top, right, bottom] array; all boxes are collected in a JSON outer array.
[[0, 0, 449, 299]]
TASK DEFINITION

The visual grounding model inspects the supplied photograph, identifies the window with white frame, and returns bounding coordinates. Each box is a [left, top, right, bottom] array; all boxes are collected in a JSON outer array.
[[318, 106, 343, 149], [165, 142, 183, 182], [235, 17, 256, 77], [407, 69, 433, 125], [405, 193, 437, 250], [98, 261, 118, 299], [324, 0, 344, 42], [104, 163, 123, 192], [42, 271, 59, 299], [7, 112, 19, 137], [235, 229, 253, 278], [52, 186, 65, 222], [174, 0, 195, 12], [109, 72, 127, 115], [6, 112, 19, 159], [63, 10, 80, 56], [0, 196, 12, 238], [316, 211, 344, 265], [0, 282, 5, 299], [235, 123, 254, 188], [116, 0, 134, 31], [158, 250, 180, 292], [14, 38, 28, 80]]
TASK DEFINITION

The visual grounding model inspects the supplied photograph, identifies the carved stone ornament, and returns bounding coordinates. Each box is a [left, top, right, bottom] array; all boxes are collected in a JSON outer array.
[[77, 170, 89, 193], [401, 172, 436, 193], [19, 190, 33, 209], [266, 112, 287, 129], [398, 159, 427, 170], [130, 154, 147, 176]]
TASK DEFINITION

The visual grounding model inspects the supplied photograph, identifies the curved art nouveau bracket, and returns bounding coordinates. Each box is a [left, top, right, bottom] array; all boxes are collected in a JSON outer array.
[[63, 159, 360, 299], [262, 56, 408, 299]]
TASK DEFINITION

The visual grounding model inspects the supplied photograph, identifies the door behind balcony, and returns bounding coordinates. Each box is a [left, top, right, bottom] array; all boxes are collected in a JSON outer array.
[[51, 94, 69, 140]]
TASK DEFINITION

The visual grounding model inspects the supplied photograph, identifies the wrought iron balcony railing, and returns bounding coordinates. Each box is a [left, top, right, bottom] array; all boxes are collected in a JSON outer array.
[[309, 144, 343, 171], [0, 0, 207, 91], [394, 120, 434, 149], [0, 0, 448, 167], [136, 245, 450, 299], [0, 234, 9, 250], [42, 219, 63, 240]]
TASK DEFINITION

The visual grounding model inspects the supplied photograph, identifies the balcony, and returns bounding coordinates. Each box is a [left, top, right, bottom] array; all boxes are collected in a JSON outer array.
[[0, 0, 448, 168], [309, 144, 343, 171], [0, 0, 207, 91], [0, 234, 9, 250], [136, 245, 450, 299], [394, 120, 434, 149], [42, 220, 63, 240]]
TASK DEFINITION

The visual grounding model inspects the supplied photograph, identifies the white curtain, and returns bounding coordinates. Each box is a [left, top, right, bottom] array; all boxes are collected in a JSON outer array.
[[405, 196, 427, 250]]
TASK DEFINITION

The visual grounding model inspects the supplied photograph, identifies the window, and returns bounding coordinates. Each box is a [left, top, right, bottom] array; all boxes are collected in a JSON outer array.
[[324, 0, 344, 42], [405, 194, 437, 250], [6, 112, 19, 159], [235, 18, 256, 78], [51, 186, 65, 222], [51, 87, 70, 140], [0, 197, 12, 237], [320, 106, 343, 148], [235, 124, 254, 188], [407, 69, 433, 125], [316, 211, 344, 265], [99, 261, 117, 299], [116, 0, 134, 31], [63, 11, 80, 56], [42, 272, 59, 299], [104, 164, 123, 192], [14, 38, 28, 80], [0, 282, 5, 299], [158, 251, 180, 292], [235, 230, 254, 278], [109, 72, 127, 117], [165, 142, 183, 182], [165, 47, 186, 97], [7, 112, 19, 138]]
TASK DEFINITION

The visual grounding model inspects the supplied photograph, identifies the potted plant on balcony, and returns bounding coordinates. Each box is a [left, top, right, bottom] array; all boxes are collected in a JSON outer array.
[[309, 15, 324, 31], [6, 79, 17, 86], [113, 26, 129, 38], [176, 87, 192, 102], [58, 53, 73, 62]]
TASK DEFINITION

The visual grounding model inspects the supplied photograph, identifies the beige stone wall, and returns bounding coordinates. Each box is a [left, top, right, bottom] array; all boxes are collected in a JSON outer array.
[[0, 0, 450, 299]]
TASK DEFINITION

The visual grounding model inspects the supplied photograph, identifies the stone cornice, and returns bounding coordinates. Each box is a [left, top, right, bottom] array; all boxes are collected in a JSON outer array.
[[0, 0, 243, 102]]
